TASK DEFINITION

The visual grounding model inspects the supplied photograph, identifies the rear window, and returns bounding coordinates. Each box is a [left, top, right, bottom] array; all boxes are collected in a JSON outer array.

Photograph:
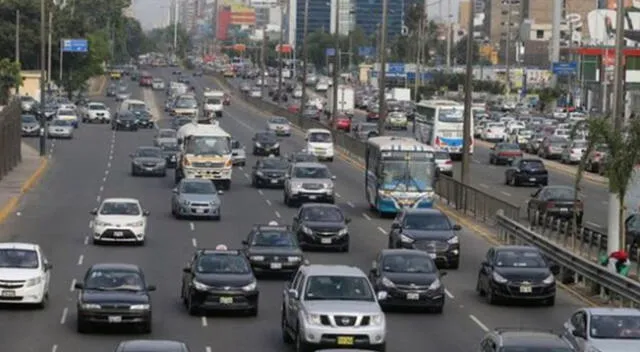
[[128, 103, 146, 112], [435, 151, 450, 160], [521, 160, 544, 169]]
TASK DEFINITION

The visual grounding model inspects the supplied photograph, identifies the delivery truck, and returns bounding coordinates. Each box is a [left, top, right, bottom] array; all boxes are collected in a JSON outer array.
[[327, 85, 355, 117]]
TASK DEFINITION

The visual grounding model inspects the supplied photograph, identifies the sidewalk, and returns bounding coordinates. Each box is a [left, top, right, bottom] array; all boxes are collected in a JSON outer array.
[[0, 143, 49, 224]]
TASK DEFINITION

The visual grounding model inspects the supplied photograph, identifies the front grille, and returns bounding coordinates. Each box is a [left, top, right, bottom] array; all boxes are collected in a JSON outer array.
[[414, 240, 448, 252], [334, 315, 357, 326], [320, 315, 331, 326], [505, 283, 546, 296], [143, 163, 156, 167], [302, 183, 323, 190], [0, 280, 25, 289], [192, 162, 225, 168], [268, 173, 284, 178], [396, 284, 429, 291], [101, 229, 136, 239], [191, 203, 209, 207], [101, 304, 131, 310]]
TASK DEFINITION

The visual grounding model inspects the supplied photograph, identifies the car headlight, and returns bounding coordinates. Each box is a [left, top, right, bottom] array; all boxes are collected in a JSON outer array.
[[181, 199, 191, 206], [192, 280, 209, 291], [81, 303, 101, 310], [25, 276, 43, 287], [130, 304, 150, 310], [292, 183, 302, 191], [250, 256, 265, 261], [305, 312, 322, 325], [381, 276, 395, 288], [542, 274, 555, 285], [447, 236, 459, 244], [287, 256, 302, 262], [255, 142, 262, 147], [428, 278, 442, 291], [242, 281, 257, 291], [126, 220, 144, 227], [338, 228, 348, 236], [324, 183, 333, 189], [256, 171, 264, 176], [301, 225, 313, 235], [273, 143, 280, 148], [492, 272, 508, 284], [209, 200, 219, 206], [370, 314, 384, 326], [94, 220, 111, 227], [399, 234, 414, 243]]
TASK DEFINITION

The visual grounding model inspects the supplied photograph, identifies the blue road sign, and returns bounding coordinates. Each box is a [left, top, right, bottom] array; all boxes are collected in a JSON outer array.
[[62, 38, 88, 53], [358, 46, 374, 57], [325, 48, 336, 56], [552, 61, 577, 75], [387, 63, 405, 75]]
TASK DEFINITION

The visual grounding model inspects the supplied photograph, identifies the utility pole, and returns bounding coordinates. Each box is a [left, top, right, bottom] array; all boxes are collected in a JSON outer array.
[[261, 29, 268, 98], [550, 0, 561, 87], [299, 0, 310, 120], [461, 0, 474, 185], [505, 0, 512, 95], [376, 0, 389, 135], [277, 3, 285, 95], [174, 0, 179, 54], [331, 0, 341, 121], [608, 0, 626, 252], [47, 11, 52, 84], [565, 21, 574, 121], [348, 32, 353, 71], [445, 2, 451, 70], [39, 0, 47, 156], [414, 13, 423, 99], [15, 10, 20, 95]]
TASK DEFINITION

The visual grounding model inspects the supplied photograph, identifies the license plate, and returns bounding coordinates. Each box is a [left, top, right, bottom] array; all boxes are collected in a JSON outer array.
[[529, 178, 536, 181], [406, 293, 419, 300], [108, 316, 122, 323], [196, 208, 204, 213], [321, 238, 332, 244], [1, 290, 15, 297], [337, 336, 354, 345], [309, 195, 317, 200], [113, 231, 123, 237], [219, 297, 233, 304], [559, 208, 568, 212], [271, 179, 278, 184], [428, 253, 436, 259], [270, 262, 282, 269], [520, 285, 532, 293]]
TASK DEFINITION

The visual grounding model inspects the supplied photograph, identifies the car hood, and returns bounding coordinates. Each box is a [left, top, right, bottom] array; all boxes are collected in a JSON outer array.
[[590, 339, 640, 351], [81, 290, 150, 304], [95, 214, 143, 224], [0, 268, 42, 281], [193, 273, 254, 287], [402, 229, 456, 241], [49, 125, 73, 130], [384, 272, 438, 286], [248, 247, 303, 256], [493, 267, 551, 282], [133, 157, 165, 164], [157, 137, 178, 145], [304, 300, 380, 315], [22, 122, 39, 129], [301, 221, 346, 231], [269, 123, 290, 129], [256, 139, 278, 145], [307, 142, 333, 148], [179, 194, 218, 203], [89, 109, 109, 114], [260, 168, 286, 174]]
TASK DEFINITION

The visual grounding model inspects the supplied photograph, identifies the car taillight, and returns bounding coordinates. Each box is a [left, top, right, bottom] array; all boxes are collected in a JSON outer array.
[[546, 202, 555, 209], [444, 160, 452, 165]]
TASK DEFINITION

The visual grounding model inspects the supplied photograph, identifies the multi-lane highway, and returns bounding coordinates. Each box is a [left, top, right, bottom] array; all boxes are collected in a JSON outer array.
[[0, 68, 584, 352]]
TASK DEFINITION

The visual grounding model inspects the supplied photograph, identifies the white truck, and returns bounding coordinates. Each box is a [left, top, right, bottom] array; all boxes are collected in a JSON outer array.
[[327, 85, 355, 117], [202, 90, 224, 120], [391, 87, 411, 102]]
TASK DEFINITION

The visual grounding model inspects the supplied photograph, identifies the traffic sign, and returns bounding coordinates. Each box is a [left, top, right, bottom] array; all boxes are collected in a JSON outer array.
[[62, 39, 88, 53], [358, 46, 374, 57], [551, 61, 577, 75], [325, 48, 336, 56], [388, 62, 405, 75]]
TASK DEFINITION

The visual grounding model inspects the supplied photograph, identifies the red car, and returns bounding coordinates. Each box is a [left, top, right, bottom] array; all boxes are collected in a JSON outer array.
[[332, 113, 352, 132], [287, 104, 300, 113], [366, 108, 379, 121]]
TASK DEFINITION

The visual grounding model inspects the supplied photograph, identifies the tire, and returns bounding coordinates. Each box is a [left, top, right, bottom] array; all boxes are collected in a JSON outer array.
[[295, 326, 310, 352], [213, 215, 221, 221], [282, 310, 293, 343], [36, 293, 48, 309], [341, 243, 349, 252], [284, 192, 291, 207], [248, 306, 258, 316], [449, 260, 459, 269], [431, 305, 444, 314], [77, 318, 90, 333], [327, 157, 334, 162], [140, 320, 152, 334], [544, 296, 556, 307], [475, 277, 485, 296], [486, 288, 498, 305], [187, 293, 199, 316]]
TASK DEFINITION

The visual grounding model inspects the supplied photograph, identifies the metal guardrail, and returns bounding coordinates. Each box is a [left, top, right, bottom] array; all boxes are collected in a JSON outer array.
[[497, 211, 640, 305], [0, 101, 22, 181]]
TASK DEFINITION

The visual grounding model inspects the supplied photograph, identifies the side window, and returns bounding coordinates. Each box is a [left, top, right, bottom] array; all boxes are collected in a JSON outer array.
[[485, 249, 494, 263], [291, 270, 303, 289], [571, 311, 586, 330], [294, 273, 306, 294]]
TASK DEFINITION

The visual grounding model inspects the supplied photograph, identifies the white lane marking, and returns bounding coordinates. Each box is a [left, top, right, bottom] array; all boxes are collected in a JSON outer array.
[[480, 184, 489, 189], [239, 167, 243, 171], [107, 162, 111, 168], [244, 173, 250, 179], [275, 211, 281, 218], [99, 185, 104, 192], [102, 176, 107, 182], [500, 191, 511, 197], [104, 169, 109, 175], [347, 201, 355, 208], [377, 227, 387, 235], [472, 158, 480, 163], [206, 347, 212, 352], [258, 190, 264, 196], [88, 221, 92, 228], [60, 307, 68, 324], [70, 279, 77, 292], [192, 238, 198, 247], [335, 193, 342, 198], [84, 236, 89, 245], [469, 314, 489, 332], [109, 154, 113, 160], [52, 345, 58, 352], [586, 221, 602, 228], [489, 166, 496, 170], [363, 213, 371, 221], [77, 255, 84, 266], [96, 196, 101, 202], [190, 222, 195, 231], [201, 316, 208, 327], [444, 289, 454, 299], [266, 199, 272, 206]]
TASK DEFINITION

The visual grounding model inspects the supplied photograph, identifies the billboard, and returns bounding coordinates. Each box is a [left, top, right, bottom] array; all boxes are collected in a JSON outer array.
[[588, 0, 640, 45], [250, 0, 278, 8], [230, 4, 256, 25]]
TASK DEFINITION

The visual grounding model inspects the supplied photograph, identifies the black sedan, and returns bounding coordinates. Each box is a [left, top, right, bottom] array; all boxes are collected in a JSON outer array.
[[388, 209, 461, 269], [112, 112, 139, 131], [106, 84, 117, 97], [133, 110, 154, 129], [172, 70, 181, 75], [180, 249, 259, 316], [75, 263, 156, 333], [242, 223, 303, 277], [130, 147, 167, 177], [527, 185, 583, 225], [161, 144, 180, 168], [369, 249, 446, 313], [292, 203, 351, 252], [251, 156, 289, 188], [252, 131, 280, 156], [505, 158, 548, 187], [476, 245, 558, 306]]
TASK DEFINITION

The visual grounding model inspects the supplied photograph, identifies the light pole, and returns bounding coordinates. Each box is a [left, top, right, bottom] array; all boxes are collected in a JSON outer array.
[[277, 2, 287, 96], [330, 0, 341, 121], [39, 0, 47, 156], [15, 10, 20, 95], [299, 0, 310, 120], [174, 0, 179, 55], [461, 0, 474, 185], [376, 0, 389, 135]]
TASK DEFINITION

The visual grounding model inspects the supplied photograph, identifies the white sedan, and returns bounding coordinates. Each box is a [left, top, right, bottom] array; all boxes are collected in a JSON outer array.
[[91, 198, 149, 245], [82, 102, 111, 123], [481, 122, 507, 142], [0, 242, 52, 308], [56, 108, 79, 128], [560, 140, 588, 164]]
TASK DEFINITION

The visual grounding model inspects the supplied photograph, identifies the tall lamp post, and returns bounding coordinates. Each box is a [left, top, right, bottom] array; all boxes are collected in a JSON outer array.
[[376, 0, 389, 135], [299, 0, 310, 120], [460, 0, 474, 185], [330, 0, 341, 121], [39, 0, 47, 156]]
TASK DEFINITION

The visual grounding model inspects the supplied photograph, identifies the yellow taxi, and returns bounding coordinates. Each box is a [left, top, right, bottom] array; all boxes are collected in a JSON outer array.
[[109, 71, 121, 80], [223, 70, 235, 78]]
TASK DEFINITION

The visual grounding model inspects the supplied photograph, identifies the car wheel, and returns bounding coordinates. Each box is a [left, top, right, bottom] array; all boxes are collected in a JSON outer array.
[[341, 243, 349, 252], [213, 215, 221, 221], [431, 305, 444, 314], [37, 293, 48, 309], [449, 260, 460, 269], [544, 296, 556, 306], [77, 317, 90, 333], [489, 156, 493, 164], [295, 325, 310, 352], [248, 306, 258, 317], [327, 157, 333, 162], [140, 321, 152, 334], [187, 293, 199, 316], [284, 192, 291, 206], [282, 310, 293, 343], [486, 287, 498, 305], [92, 238, 101, 245], [475, 276, 485, 296]]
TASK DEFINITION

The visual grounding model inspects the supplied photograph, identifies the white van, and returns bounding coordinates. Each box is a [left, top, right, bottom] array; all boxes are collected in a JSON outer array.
[[203, 90, 224, 119], [305, 128, 334, 162]]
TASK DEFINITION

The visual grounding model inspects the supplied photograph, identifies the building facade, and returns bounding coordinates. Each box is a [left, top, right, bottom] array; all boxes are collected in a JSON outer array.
[[353, 0, 403, 39], [288, 0, 331, 48]]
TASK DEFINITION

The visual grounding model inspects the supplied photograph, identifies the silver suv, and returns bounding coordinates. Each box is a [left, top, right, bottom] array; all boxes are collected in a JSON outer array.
[[281, 264, 386, 352], [284, 162, 335, 206]]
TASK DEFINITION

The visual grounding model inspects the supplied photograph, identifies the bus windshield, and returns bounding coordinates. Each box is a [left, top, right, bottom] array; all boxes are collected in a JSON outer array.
[[380, 159, 434, 192], [185, 136, 231, 156]]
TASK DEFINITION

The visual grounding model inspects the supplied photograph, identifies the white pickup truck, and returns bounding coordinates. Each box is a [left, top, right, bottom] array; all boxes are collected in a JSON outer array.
[[202, 90, 224, 120]]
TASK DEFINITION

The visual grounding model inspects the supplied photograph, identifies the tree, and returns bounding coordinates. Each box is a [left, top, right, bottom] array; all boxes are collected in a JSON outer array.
[[0, 58, 22, 104], [0, 0, 41, 70], [451, 36, 479, 65]]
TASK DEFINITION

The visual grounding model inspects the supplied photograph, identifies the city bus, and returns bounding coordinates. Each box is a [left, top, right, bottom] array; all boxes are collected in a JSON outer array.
[[365, 136, 437, 215], [413, 99, 474, 160]]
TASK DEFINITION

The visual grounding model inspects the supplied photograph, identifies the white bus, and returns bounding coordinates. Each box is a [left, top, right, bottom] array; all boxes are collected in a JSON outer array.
[[365, 136, 437, 215], [413, 99, 474, 159]]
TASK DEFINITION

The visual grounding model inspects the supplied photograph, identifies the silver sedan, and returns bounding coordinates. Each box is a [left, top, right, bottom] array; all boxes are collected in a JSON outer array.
[[171, 178, 223, 220], [267, 116, 291, 136], [47, 119, 74, 139]]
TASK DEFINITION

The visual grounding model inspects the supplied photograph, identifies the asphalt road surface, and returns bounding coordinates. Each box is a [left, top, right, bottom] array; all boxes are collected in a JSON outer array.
[[0, 69, 584, 352]]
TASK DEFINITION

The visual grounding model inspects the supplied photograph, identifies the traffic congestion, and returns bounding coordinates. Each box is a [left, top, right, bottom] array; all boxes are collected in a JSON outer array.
[[5, 59, 640, 352]]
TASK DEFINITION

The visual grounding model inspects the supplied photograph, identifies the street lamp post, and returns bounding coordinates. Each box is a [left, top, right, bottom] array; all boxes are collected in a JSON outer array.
[[277, 2, 286, 96], [299, 0, 310, 120], [331, 0, 341, 121], [461, 0, 474, 185], [39, 0, 47, 156], [376, 0, 389, 135]]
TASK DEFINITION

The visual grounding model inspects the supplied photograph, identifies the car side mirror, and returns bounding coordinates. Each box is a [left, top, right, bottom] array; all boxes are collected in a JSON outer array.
[[331, 175, 336, 180], [292, 216, 298, 222], [452, 224, 462, 231], [288, 289, 299, 300], [89, 209, 97, 215], [345, 217, 351, 224], [147, 285, 156, 291], [369, 268, 378, 276], [74, 282, 84, 290], [183, 267, 191, 273], [172, 188, 178, 193], [143, 210, 150, 216], [44, 262, 53, 270], [572, 329, 585, 338], [242, 240, 248, 245]]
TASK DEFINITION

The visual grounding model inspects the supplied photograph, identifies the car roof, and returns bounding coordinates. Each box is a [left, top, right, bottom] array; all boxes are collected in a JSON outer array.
[[401, 208, 445, 216], [299, 203, 341, 210], [301, 264, 366, 277], [584, 307, 640, 316], [494, 245, 539, 252], [90, 263, 141, 272], [496, 330, 569, 347], [181, 178, 215, 184], [118, 339, 187, 352], [137, 146, 162, 151], [380, 249, 430, 257], [307, 128, 331, 134], [0, 242, 40, 251], [102, 197, 141, 204], [292, 162, 326, 168], [124, 99, 145, 105]]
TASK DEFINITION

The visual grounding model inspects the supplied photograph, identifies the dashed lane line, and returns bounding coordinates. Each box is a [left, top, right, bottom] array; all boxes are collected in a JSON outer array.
[[190, 222, 195, 231], [52, 344, 58, 352], [258, 190, 264, 196], [444, 289, 454, 299], [201, 316, 208, 327], [275, 211, 281, 218], [469, 314, 489, 332], [69, 279, 76, 292], [500, 191, 511, 197], [192, 238, 198, 247], [266, 199, 272, 206], [60, 307, 68, 325], [377, 227, 386, 235], [362, 213, 371, 221], [77, 255, 84, 266], [347, 201, 355, 208]]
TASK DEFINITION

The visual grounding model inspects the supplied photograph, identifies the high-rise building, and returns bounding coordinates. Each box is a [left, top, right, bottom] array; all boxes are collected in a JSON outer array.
[[288, 0, 331, 48], [329, 0, 354, 36], [353, 0, 403, 39]]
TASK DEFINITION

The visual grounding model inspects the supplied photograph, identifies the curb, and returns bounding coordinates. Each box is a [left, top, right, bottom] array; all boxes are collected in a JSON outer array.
[[0, 157, 50, 224]]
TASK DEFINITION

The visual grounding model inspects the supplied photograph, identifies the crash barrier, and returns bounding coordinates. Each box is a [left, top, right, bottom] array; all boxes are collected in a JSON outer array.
[[497, 210, 640, 305], [0, 101, 22, 181]]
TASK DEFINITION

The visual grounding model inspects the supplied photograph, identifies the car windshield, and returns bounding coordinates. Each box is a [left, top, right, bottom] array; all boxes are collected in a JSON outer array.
[[84, 270, 144, 291], [176, 98, 197, 108], [495, 250, 547, 268], [590, 314, 640, 339], [58, 110, 74, 116], [196, 254, 250, 274], [293, 166, 331, 179], [136, 148, 162, 158], [185, 136, 231, 156], [181, 181, 216, 194], [269, 117, 288, 124], [382, 254, 435, 273], [205, 98, 221, 105], [22, 115, 37, 123], [304, 276, 375, 301], [162, 144, 180, 152], [263, 159, 288, 169], [256, 132, 277, 142], [546, 187, 576, 200], [437, 108, 463, 122], [301, 206, 344, 222], [99, 202, 141, 215], [292, 154, 317, 162], [521, 160, 544, 170], [159, 130, 176, 138], [501, 348, 572, 352], [252, 230, 297, 247], [0, 249, 39, 269], [403, 214, 451, 230], [231, 140, 242, 149], [89, 104, 105, 110], [129, 103, 146, 112], [309, 132, 332, 143], [52, 120, 71, 126]]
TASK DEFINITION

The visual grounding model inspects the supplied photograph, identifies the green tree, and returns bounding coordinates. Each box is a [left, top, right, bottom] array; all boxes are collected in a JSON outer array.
[[0, 0, 41, 70], [0, 58, 22, 104], [452, 36, 479, 65]]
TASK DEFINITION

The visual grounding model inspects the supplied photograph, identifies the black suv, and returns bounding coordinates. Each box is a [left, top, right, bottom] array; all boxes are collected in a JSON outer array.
[[479, 328, 574, 351]]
